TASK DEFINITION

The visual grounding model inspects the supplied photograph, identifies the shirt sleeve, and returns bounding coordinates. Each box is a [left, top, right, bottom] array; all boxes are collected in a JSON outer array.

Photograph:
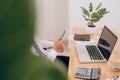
[[34, 36, 58, 61], [46, 49, 58, 62], [39, 40, 54, 48]]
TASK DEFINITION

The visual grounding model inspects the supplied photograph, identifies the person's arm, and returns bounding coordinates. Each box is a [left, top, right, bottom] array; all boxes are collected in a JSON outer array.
[[33, 37, 57, 61], [34, 37, 65, 61], [39, 40, 54, 49], [46, 49, 58, 61], [47, 39, 66, 61]]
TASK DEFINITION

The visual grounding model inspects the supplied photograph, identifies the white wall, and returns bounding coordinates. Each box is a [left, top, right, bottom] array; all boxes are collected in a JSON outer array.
[[34, 0, 120, 41], [34, 0, 68, 40], [69, 0, 120, 33]]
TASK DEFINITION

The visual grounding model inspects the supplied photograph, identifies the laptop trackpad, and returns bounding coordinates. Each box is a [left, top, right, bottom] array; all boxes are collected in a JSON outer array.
[[76, 45, 91, 62]]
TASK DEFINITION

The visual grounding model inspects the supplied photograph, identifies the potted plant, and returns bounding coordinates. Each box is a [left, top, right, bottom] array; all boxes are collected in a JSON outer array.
[[81, 2, 109, 34]]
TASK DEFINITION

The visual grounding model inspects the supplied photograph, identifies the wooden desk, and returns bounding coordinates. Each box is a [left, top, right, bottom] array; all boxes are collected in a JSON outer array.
[[68, 28, 120, 80]]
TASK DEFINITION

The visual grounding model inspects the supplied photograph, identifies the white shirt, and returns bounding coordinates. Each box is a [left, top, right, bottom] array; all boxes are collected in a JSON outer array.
[[32, 36, 58, 62]]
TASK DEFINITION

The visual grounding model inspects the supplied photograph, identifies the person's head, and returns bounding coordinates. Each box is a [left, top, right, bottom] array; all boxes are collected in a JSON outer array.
[[0, 0, 35, 55]]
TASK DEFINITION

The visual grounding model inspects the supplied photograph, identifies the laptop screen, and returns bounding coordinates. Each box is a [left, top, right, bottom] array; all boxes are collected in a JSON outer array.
[[98, 26, 118, 60]]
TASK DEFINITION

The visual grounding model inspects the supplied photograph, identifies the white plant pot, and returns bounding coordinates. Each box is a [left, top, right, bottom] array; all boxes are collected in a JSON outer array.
[[86, 26, 96, 34]]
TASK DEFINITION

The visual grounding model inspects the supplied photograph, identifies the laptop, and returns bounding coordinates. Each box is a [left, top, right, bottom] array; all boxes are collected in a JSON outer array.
[[76, 26, 118, 62]]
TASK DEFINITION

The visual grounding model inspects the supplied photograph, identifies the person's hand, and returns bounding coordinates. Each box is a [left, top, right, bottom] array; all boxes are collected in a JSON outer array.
[[53, 39, 66, 53]]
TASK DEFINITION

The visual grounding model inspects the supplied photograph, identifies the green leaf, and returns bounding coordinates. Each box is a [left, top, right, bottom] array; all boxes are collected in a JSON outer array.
[[97, 8, 109, 17], [96, 2, 102, 10], [91, 12, 100, 22], [89, 2, 93, 12], [81, 2, 109, 23], [81, 7, 90, 18], [82, 15, 88, 21]]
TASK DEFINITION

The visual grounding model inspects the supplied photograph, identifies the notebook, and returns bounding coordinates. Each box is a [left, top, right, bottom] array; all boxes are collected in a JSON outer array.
[[76, 26, 118, 62]]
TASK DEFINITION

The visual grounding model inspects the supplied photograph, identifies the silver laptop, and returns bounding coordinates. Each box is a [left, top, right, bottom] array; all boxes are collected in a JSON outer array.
[[76, 26, 118, 62]]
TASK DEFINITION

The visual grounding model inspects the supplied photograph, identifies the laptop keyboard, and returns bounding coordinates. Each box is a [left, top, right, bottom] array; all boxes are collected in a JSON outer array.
[[86, 46, 104, 60]]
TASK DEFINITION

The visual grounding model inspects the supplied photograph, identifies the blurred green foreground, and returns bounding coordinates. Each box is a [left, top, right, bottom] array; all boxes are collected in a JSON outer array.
[[0, 0, 67, 80]]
